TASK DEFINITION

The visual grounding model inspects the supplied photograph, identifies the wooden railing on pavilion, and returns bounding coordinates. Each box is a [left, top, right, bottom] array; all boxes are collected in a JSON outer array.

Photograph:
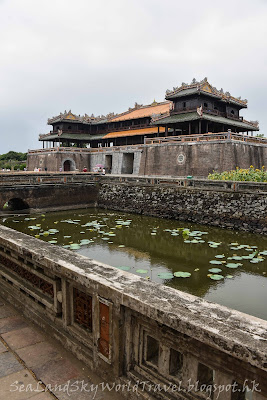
[[39, 124, 153, 141], [170, 107, 245, 121]]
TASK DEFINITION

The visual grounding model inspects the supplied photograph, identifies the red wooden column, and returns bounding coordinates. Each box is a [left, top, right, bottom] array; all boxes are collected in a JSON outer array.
[[99, 301, 110, 359]]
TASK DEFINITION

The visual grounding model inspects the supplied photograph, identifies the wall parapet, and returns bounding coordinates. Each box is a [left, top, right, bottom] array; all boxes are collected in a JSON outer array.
[[1, 172, 267, 194], [0, 225, 266, 399]]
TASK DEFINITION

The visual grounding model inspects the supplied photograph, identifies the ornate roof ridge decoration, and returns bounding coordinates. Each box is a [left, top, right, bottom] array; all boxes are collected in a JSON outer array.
[[165, 78, 248, 106], [47, 109, 118, 125], [243, 119, 259, 128], [108, 100, 170, 121]]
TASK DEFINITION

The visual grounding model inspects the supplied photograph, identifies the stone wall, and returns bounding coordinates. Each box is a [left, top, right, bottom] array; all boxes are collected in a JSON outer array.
[[0, 224, 266, 400], [98, 181, 267, 234], [27, 149, 91, 172], [0, 182, 98, 210], [27, 137, 267, 177], [139, 140, 267, 177], [89, 147, 142, 175]]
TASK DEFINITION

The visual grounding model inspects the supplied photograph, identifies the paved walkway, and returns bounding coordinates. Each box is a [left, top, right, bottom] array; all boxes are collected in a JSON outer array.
[[0, 296, 123, 400]]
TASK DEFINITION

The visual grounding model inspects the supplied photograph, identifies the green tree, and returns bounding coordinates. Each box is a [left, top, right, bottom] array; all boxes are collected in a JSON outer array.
[[0, 151, 27, 161]]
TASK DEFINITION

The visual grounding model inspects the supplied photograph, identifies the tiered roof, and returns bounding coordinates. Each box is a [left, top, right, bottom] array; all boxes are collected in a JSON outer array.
[[47, 101, 170, 126], [165, 78, 248, 108], [47, 110, 115, 125], [152, 112, 259, 131], [109, 101, 170, 122]]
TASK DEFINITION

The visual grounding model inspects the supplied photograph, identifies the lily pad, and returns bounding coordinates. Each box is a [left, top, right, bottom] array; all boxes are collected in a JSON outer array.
[[208, 268, 222, 273], [116, 266, 131, 271], [70, 243, 81, 250], [226, 275, 234, 279], [157, 272, 174, 279], [80, 239, 91, 245], [136, 269, 148, 274], [250, 258, 264, 263], [174, 272, 191, 278], [209, 260, 222, 265], [209, 274, 224, 280], [215, 255, 225, 259], [226, 263, 241, 269]]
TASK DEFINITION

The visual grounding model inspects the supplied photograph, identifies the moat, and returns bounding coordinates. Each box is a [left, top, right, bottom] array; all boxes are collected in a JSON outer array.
[[2, 208, 267, 321]]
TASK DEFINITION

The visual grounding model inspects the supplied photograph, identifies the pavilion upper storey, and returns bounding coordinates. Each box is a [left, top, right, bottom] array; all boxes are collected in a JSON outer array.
[[165, 77, 248, 120]]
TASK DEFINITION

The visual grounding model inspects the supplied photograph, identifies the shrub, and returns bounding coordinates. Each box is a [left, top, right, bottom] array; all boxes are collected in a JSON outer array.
[[208, 166, 267, 182]]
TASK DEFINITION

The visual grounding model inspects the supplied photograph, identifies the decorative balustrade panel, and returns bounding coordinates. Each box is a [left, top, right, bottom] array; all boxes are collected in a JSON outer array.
[[0, 253, 54, 298], [73, 287, 92, 332]]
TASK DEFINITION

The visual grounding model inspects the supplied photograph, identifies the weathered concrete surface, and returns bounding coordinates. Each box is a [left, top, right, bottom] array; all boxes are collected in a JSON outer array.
[[89, 148, 142, 175], [139, 140, 267, 177], [27, 149, 91, 173], [0, 295, 123, 400], [27, 138, 267, 176], [0, 224, 266, 400], [98, 181, 267, 234]]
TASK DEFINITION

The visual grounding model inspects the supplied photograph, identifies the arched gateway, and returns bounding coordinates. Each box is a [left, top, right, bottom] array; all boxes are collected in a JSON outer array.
[[63, 160, 71, 171], [63, 159, 76, 172]]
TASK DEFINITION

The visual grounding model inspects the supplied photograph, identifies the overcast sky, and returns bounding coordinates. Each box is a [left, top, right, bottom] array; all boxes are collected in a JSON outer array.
[[0, 0, 267, 153]]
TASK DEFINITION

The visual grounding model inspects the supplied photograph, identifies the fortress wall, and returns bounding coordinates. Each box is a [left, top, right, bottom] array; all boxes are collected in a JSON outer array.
[[27, 150, 91, 172], [139, 141, 267, 177], [27, 140, 267, 177], [98, 180, 267, 234]]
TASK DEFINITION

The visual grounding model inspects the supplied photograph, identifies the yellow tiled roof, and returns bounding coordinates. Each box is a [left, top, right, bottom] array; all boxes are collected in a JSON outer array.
[[109, 102, 170, 122], [102, 127, 165, 139]]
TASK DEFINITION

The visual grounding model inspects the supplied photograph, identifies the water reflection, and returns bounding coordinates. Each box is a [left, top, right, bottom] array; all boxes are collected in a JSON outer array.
[[1, 208, 266, 320]]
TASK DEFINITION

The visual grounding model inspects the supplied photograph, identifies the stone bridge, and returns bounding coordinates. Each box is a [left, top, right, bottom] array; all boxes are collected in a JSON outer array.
[[0, 173, 100, 210], [0, 182, 98, 211]]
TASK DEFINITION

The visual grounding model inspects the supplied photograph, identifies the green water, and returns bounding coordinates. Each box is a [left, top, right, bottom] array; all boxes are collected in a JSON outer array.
[[1, 208, 267, 321]]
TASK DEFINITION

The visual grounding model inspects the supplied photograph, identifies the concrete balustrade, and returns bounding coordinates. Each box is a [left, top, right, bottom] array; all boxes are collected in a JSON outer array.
[[0, 172, 267, 193], [0, 224, 266, 399]]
